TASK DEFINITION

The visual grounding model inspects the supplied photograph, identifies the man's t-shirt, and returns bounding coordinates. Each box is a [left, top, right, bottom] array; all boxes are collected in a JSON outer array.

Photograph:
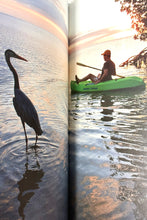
[[101, 60, 116, 81]]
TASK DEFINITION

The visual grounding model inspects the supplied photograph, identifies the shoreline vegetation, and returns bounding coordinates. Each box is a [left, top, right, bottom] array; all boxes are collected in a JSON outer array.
[[119, 47, 147, 68]]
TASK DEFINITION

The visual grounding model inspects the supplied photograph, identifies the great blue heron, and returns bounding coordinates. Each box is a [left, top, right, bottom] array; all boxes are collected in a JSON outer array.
[[5, 49, 43, 149]]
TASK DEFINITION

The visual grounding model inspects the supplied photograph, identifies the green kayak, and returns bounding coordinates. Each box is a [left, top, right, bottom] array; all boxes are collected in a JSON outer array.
[[71, 76, 146, 93]]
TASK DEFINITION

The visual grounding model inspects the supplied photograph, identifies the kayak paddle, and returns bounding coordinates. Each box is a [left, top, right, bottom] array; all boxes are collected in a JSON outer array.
[[76, 62, 125, 78]]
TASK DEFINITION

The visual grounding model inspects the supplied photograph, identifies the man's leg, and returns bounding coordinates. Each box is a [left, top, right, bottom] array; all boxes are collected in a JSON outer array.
[[75, 74, 98, 83]]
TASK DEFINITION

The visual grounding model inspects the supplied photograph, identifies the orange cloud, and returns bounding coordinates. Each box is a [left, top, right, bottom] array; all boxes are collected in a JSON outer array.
[[68, 27, 134, 54], [0, 0, 67, 45]]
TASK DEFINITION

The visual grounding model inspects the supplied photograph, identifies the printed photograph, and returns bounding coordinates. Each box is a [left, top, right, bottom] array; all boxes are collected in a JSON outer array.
[[0, 0, 68, 219], [68, 0, 147, 219]]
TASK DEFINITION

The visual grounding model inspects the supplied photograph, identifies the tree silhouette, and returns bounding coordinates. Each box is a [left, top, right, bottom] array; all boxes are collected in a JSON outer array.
[[115, 0, 147, 40]]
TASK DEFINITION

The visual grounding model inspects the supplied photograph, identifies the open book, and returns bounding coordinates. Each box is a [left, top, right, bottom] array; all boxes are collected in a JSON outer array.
[[0, 0, 147, 219]]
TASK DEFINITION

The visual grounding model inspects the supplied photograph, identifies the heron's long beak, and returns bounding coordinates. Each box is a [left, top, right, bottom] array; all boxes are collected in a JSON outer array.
[[17, 54, 28, 62]]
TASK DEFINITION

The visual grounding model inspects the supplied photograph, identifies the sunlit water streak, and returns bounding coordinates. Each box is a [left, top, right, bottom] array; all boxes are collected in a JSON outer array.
[[0, 14, 68, 219], [69, 38, 147, 220]]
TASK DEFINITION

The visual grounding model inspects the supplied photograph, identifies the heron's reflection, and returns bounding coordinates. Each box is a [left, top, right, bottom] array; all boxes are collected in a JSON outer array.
[[17, 148, 44, 219]]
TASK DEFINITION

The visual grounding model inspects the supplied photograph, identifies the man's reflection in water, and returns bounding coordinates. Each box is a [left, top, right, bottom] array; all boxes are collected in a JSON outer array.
[[100, 95, 114, 121], [17, 150, 44, 219]]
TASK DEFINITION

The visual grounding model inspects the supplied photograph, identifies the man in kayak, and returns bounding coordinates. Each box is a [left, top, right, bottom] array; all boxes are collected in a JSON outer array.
[[75, 50, 116, 84]]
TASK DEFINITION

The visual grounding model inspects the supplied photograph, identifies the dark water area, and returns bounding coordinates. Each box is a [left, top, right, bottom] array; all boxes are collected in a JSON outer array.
[[69, 87, 147, 220], [0, 14, 68, 219]]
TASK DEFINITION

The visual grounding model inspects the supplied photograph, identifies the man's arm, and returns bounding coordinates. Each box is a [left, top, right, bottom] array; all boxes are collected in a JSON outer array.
[[95, 69, 108, 84]]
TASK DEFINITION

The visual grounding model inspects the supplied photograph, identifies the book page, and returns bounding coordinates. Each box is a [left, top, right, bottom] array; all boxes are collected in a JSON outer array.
[[68, 0, 147, 219], [0, 0, 68, 219]]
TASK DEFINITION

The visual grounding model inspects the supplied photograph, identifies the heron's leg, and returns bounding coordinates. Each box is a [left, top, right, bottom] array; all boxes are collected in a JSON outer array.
[[21, 119, 28, 151], [35, 134, 38, 146]]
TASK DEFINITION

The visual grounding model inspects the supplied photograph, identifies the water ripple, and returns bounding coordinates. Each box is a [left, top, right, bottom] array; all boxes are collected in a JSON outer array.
[[69, 86, 147, 220]]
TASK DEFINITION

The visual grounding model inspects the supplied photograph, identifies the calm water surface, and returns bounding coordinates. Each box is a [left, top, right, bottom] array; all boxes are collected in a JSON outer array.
[[69, 38, 147, 220], [0, 14, 68, 219]]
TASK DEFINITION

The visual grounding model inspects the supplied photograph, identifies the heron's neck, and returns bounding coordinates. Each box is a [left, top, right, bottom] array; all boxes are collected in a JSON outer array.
[[6, 57, 20, 89]]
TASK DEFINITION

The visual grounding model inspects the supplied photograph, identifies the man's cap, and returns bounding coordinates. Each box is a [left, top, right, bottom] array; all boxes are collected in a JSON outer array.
[[101, 50, 111, 56]]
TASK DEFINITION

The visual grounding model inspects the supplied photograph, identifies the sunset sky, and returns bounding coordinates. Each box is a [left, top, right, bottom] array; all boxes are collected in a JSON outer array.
[[0, 0, 68, 44], [0, 0, 136, 50], [68, 0, 135, 50]]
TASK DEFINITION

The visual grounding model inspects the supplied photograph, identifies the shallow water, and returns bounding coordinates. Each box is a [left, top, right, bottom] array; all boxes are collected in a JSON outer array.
[[69, 89, 147, 220], [69, 38, 147, 220], [0, 14, 68, 219]]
